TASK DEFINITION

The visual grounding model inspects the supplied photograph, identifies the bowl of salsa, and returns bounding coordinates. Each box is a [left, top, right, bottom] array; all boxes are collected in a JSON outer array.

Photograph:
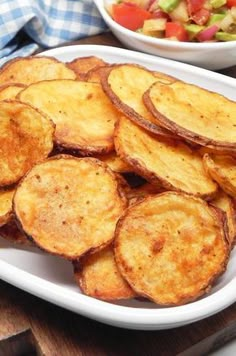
[[93, 0, 236, 69]]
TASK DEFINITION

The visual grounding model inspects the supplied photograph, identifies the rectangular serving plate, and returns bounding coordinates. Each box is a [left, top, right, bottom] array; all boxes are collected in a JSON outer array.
[[0, 45, 235, 330]]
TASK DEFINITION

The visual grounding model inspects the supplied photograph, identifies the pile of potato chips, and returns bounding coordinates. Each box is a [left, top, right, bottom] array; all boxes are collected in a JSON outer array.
[[0, 55, 235, 306]]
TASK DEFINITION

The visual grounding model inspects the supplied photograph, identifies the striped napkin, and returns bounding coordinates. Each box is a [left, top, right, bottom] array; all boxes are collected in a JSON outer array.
[[0, 0, 107, 66]]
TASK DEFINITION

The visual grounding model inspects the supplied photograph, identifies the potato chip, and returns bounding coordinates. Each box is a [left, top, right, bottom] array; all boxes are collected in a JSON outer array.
[[211, 190, 236, 248], [74, 246, 135, 300], [0, 83, 26, 100], [0, 100, 54, 187], [67, 56, 107, 80], [94, 151, 133, 173], [203, 154, 236, 198], [0, 56, 76, 85], [14, 155, 127, 260], [115, 117, 217, 199], [0, 219, 32, 245], [0, 188, 15, 227], [18, 80, 120, 155], [126, 183, 165, 206], [115, 192, 229, 305], [144, 81, 236, 153], [85, 65, 112, 84], [101, 64, 176, 137]]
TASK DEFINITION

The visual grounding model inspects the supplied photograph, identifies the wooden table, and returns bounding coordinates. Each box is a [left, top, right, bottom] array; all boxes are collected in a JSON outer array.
[[0, 32, 236, 356]]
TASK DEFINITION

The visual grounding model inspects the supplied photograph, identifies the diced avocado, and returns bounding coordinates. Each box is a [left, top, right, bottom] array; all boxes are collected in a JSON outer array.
[[210, 0, 226, 9], [159, 0, 180, 13], [184, 24, 205, 39], [215, 31, 236, 40], [208, 14, 226, 26]]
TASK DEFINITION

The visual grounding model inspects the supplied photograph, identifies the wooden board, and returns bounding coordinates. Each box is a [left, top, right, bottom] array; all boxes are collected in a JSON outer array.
[[0, 32, 235, 356]]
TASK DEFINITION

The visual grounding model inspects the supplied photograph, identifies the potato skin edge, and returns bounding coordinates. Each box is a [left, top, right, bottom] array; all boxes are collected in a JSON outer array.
[[13, 154, 127, 261], [144, 83, 236, 154], [114, 192, 230, 306]]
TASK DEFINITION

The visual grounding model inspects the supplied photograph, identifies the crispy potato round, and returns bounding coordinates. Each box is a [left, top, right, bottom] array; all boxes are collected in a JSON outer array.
[[211, 190, 236, 248], [67, 56, 107, 80], [115, 117, 217, 199], [0, 83, 26, 100], [0, 219, 32, 245], [0, 188, 15, 227], [126, 183, 165, 206], [115, 192, 229, 305], [0, 56, 76, 85], [203, 154, 236, 198], [18, 80, 120, 155], [85, 65, 113, 84], [14, 155, 127, 259], [94, 152, 133, 173], [101, 64, 176, 137], [144, 81, 236, 153], [0, 100, 54, 187], [74, 246, 136, 300]]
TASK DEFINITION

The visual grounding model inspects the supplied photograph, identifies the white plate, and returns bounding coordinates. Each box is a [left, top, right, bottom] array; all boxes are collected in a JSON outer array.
[[0, 45, 236, 330]]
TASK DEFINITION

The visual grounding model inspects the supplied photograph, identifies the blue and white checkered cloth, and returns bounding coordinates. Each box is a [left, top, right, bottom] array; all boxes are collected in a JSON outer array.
[[0, 0, 107, 66]]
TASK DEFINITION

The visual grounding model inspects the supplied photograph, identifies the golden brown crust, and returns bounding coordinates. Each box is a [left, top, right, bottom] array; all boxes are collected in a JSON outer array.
[[18, 79, 120, 155], [0, 56, 76, 85], [67, 56, 107, 80], [0, 100, 55, 187], [144, 81, 236, 153], [203, 154, 236, 198], [0, 188, 15, 227], [211, 190, 236, 248], [114, 117, 217, 199], [0, 83, 26, 100], [114, 192, 229, 306], [74, 245, 136, 300], [100, 63, 177, 138], [13, 155, 127, 260]]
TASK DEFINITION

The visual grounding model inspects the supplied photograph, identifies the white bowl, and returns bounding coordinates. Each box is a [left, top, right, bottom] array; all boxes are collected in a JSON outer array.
[[93, 0, 236, 70]]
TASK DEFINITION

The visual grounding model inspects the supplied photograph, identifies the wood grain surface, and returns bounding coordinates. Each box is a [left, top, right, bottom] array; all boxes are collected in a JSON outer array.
[[0, 32, 235, 356]]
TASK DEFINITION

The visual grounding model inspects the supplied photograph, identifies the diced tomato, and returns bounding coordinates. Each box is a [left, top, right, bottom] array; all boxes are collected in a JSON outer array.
[[227, 0, 236, 7], [186, 0, 205, 15], [192, 8, 210, 25], [165, 22, 189, 41], [112, 3, 151, 31], [150, 10, 170, 20]]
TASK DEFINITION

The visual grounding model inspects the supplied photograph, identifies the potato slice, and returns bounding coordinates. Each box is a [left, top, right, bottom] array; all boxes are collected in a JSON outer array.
[[203, 154, 236, 198], [126, 183, 165, 206], [115, 117, 217, 199], [0, 100, 54, 187], [144, 81, 236, 153], [115, 192, 229, 305], [14, 155, 127, 260], [86, 65, 112, 84], [101, 64, 176, 137], [94, 151, 133, 173], [18, 80, 120, 155], [74, 246, 135, 300], [0, 188, 15, 227], [211, 190, 236, 248], [67, 56, 107, 80], [0, 83, 26, 100], [0, 219, 32, 245], [0, 56, 76, 85]]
